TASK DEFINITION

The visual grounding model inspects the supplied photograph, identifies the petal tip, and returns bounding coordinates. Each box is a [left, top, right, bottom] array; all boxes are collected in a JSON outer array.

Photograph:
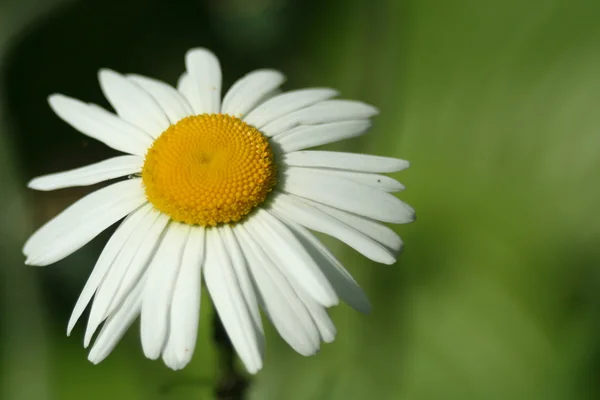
[[27, 177, 47, 191], [47, 93, 65, 105]]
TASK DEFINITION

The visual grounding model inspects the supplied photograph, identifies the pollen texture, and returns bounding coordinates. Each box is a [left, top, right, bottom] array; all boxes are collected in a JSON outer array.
[[142, 114, 277, 226]]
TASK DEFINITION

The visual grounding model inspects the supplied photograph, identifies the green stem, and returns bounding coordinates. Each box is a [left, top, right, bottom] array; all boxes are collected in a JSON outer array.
[[212, 310, 250, 399]]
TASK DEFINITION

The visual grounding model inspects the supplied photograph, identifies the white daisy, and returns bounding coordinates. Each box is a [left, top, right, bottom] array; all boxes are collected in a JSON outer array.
[[23, 48, 415, 373]]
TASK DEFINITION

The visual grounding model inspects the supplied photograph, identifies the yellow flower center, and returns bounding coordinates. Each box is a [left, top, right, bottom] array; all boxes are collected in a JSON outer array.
[[142, 114, 277, 226]]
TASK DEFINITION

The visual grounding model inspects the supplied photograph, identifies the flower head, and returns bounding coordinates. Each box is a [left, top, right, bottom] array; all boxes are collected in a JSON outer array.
[[24, 48, 414, 373]]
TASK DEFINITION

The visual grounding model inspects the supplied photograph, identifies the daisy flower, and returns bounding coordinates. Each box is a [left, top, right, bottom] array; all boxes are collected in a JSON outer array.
[[23, 48, 415, 373]]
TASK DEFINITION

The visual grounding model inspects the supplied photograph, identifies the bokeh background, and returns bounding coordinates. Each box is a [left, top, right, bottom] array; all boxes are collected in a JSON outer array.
[[2, 0, 600, 399]]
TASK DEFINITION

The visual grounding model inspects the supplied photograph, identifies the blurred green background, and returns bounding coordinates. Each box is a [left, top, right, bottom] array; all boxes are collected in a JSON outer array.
[[2, 0, 600, 399]]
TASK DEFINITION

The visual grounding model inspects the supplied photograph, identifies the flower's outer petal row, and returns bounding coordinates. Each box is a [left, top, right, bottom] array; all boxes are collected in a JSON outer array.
[[184, 48, 222, 114], [282, 151, 410, 173], [269, 193, 396, 264], [162, 226, 205, 370], [28, 156, 143, 191], [262, 100, 378, 137], [282, 168, 415, 224], [83, 211, 167, 347], [67, 203, 153, 335], [141, 223, 190, 359], [243, 88, 338, 129], [98, 69, 171, 138], [272, 120, 371, 153], [278, 217, 372, 313], [24, 179, 147, 266], [48, 94, 152, 156], [285, 167, 404, 193], [222, 69, 286, 118], [205, 228, 263, 373], [233, 225, 321, 356], [127, 74, 193, 124], [245, 210, 338, 307]]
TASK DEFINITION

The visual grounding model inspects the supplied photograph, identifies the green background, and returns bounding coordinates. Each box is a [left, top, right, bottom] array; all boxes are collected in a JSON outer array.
[[1, 0, 600, 399]]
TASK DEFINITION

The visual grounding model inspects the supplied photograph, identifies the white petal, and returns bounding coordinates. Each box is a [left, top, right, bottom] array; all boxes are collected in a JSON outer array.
[[140, 223, 189, 359], [298, 290, 336, 343], [243, 88, 338, 129], [303, 198, 403, 252], [184, 48, 222, 114], [28, 155, 143, 191], [263, 100, 378, 136], [83, 210, 166, 347], [272, 120, 371, 153], [98, 69, 171, 138], [104, 213, 170, 322], [245, 210, 338, 307], [66, 203, 152, 335], [218, 225, 263, 341], [87, 274, 145, 364], [127, 74, 193, 124], [176, 72, 198, 108], [221, 69, 286, 117], [162, 226, 205, 370], [48, 94, 152, 156], [279, 217, 371, 313], [269, 193, 395, 264], [24, 179, 147, 266], [282, 150, 410, 173], [285, 167, 404, 193], [282, 168, 415, 224], [233, 225, 320, 356], [204, 229, 263, 374]]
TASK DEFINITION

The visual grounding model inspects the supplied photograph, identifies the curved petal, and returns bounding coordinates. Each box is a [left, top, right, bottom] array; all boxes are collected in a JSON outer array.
[[262, 100, 378, 136], [296, 287, 336, 343], [67, 203, 152, 335], [48, 94, 152, 156], [103, 213, 170, 323], [243, 88, 338, 129], [218, 225, 263, 341], [221, 69, 286, 117], [282, 167, 415, 224], [282, 150, 410, 173], [24, 179, 147, 266], [279, 218, 371, 313], [83, 210, 165, 347], [233, 225, 320, 356], [176, 72, 198, 109], [204, 228, 263, 373], [303, 198, 403, 252], [28, 155, 143, 191], [162, 226, 205, 370], [272, 120, 371, 153], [98, 69, 171, 138], [87, 274, 145, 364], [245, 210, 338, 307], [140, 222, 189, 359], [184, 48, 222, 114], [127, 74, 193, 124], [269, 193, 396, 264]]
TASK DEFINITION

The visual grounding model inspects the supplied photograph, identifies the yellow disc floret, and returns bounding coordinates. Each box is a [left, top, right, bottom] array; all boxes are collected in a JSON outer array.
[[142, 114, 277, 226]]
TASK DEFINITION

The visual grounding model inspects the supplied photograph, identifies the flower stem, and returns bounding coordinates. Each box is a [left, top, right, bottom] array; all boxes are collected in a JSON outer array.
[[212, 310, 249, 399]]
